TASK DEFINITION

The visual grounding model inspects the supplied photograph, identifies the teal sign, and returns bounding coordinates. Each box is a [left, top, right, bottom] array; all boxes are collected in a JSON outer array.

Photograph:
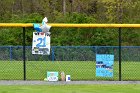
[[96, 54, 114, 77], [47, 72, 58, 81]]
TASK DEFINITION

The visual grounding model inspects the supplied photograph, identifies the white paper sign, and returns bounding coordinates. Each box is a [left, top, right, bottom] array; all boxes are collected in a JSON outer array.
[[47, 72, 58, 81], [32, 32, 50, 55]]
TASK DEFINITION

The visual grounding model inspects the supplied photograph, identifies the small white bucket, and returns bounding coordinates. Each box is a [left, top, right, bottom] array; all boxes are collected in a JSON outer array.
[[66, 75, 71, 81]]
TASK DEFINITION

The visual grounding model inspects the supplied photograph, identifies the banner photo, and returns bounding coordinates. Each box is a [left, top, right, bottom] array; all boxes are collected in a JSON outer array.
[[96, 54, 114, 77], [32, 32, 50, 55]]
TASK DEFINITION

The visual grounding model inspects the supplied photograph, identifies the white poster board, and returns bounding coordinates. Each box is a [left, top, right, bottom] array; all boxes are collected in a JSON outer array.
[[47, 72, 58, 81], [32, 32, 50, 55]]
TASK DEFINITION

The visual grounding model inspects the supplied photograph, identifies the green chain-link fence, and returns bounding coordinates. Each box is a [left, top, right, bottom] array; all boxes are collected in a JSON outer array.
[[0, 37, 140, 81]]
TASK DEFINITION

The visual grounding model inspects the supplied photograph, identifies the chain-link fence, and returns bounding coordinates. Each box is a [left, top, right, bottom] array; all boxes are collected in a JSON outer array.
[[0, 45, 140, 80]]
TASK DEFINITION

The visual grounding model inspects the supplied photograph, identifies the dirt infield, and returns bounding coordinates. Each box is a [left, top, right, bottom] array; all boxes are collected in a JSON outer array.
[[0, 80, 140, 85]]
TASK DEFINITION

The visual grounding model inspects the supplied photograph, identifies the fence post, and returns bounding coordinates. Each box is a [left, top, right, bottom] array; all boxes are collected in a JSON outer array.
[[23, 27, 26, 80], [95, 46, 97, 54], [51, 46, 55, 61], [10, 46, 12, 61], [118, 27, 122, 81]]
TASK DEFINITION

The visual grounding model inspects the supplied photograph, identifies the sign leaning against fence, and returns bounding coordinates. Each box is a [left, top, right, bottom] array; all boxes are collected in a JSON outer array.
[[96, 54, 114, 77]]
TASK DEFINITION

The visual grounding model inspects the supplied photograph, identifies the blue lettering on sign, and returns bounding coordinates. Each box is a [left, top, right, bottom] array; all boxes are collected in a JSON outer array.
[[36, 37, 46, 47]]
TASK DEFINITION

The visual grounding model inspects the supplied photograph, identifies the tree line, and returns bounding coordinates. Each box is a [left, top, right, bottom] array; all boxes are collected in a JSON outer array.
[[0, 0, 140, 46]]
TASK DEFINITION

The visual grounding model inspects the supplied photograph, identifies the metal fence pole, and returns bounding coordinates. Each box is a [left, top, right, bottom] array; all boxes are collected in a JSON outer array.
[[23, 27, 26, 80], [51, 47, 55, 61], [119, 27, 122, 81], [118, 0, 122, 81], [10, 46, 12, 61]]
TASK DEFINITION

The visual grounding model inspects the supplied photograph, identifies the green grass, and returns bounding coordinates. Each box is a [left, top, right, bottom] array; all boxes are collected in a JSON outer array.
[[0, 84, 140, 93], [0, 61, 140, 80]]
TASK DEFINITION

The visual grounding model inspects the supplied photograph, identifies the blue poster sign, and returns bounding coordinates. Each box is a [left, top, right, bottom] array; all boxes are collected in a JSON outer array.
[[96, 54, 114, 77]]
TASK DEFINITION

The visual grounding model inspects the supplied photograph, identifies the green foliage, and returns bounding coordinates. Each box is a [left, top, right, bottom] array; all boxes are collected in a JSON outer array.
[[10, 13, 43, 23], [50, 12, 98, 46], [0, 13, 43, 46], [51, 12, 96, 23], [0, 28, 22, 45], [1, 0, 140, 46]]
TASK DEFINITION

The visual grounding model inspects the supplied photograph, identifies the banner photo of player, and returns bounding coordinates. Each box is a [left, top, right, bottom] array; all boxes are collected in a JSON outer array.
[[32, 17, 51, 55], [32, 32, 50, 55], [96, 54, 114, 77]]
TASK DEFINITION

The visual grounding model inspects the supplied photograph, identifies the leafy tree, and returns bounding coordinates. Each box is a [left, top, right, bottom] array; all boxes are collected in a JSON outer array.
[[0, 0, 140, 46]]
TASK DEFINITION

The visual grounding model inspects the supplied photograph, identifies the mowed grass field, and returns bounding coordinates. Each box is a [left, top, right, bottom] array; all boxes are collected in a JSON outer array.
[[0, 61, 140, 80], [0, 84, 140, 93]]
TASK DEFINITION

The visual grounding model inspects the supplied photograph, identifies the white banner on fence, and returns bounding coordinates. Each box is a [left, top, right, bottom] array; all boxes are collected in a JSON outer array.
[[32, 32, 50, 55]]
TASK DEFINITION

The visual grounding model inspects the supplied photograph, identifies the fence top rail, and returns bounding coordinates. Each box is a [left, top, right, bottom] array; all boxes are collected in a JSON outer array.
[[1, 23, 140, 28], [1, 46, 140, 48]]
